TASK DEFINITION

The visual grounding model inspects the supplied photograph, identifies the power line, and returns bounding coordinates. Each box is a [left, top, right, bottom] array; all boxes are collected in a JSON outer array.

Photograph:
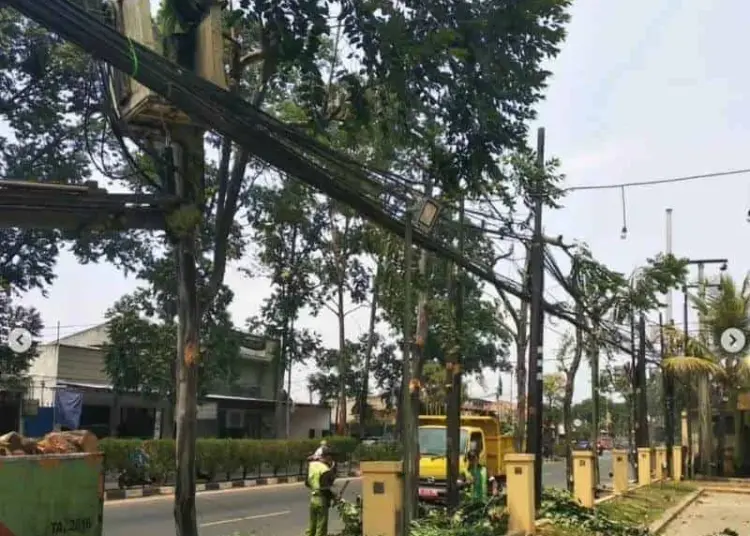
[[566, 167, 750, 192]]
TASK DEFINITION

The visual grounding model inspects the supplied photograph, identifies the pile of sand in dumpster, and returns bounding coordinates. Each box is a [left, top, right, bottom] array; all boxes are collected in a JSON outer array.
[[0, 430, 98, 456]]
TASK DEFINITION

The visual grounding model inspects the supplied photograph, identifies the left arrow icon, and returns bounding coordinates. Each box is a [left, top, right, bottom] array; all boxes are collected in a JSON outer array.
[[8, 328, 32, 353]]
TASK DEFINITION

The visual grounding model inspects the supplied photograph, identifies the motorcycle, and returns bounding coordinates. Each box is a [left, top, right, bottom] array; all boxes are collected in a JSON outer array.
[[117, 448, 155, 489]]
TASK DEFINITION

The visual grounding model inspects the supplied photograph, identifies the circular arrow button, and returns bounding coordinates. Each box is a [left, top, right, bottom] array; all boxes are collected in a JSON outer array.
[[8, 327, 32, 354], [720, 327, 746, 354]]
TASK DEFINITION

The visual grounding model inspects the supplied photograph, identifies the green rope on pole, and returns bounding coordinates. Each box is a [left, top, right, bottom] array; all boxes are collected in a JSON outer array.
[[127, 37, 138, 77]]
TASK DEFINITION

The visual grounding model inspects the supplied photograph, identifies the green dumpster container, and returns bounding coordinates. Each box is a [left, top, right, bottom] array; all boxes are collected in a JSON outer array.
[[0, 452, 104, 536]]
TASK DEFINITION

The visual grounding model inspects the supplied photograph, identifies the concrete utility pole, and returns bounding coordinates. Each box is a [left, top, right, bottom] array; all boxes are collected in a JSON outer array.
[[663, 208, 675, 477], [636, 314, 649, 447], [660, 312, 674, 477], [446, 197, 465, 512], [683, 258, 727, 477], [683, 284, 693, 478], [526, 127, 546, 508], [696, 261, 711, 476], [665, 209, 673, 324]]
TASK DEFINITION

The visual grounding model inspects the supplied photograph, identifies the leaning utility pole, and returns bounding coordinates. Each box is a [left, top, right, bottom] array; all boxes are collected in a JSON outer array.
[[446, 198, 466, 511], [401, 208, 417, 530], [636, 315, 649, 447], [526, 127, 546, 508]]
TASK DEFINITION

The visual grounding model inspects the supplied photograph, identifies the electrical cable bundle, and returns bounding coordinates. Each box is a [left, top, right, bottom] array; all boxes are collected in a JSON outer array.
[[5, 0, 641, 348]]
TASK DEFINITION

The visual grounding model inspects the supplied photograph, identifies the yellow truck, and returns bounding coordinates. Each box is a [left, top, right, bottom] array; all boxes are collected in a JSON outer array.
[[417, 415, 515, 502]]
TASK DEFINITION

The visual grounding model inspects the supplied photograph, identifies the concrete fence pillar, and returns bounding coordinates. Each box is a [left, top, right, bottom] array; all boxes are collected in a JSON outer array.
[[672, 445, 683, 481], [572, 450, 595, 508], [361, 461, 403, 536], [505, 453, 536, 535], [611, 449, 629, 494], [638, 448, 652, 486]]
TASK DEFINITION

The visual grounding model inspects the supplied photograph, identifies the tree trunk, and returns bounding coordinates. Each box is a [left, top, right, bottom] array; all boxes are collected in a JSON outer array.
[[359, 271, 380, 436], [273, 317, 290, 437], [562, 383, 574, 491], [698, 375, 712, 474], [162, 398, 175, 440], [716, 384, 726, 475], [515, 338, 528, 452], [172, 129, 203, 536], [731, 390, 742, 475], [588, 341, 600, 488], [336, 280, 347, 434]]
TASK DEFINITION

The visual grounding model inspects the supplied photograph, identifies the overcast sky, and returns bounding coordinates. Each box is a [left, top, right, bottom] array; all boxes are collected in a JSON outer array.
[[19, 1, 750, 405]]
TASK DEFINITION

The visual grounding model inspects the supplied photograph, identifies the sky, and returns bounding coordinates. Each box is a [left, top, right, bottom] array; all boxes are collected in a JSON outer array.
[[16, 0, 750, 405]]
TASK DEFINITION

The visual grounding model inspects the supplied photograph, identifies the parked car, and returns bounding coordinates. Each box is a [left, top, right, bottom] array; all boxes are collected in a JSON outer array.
[[360, 436, 383, 447]]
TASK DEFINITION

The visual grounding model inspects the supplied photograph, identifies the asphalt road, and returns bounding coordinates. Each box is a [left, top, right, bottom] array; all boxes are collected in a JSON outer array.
[[104, 457, 629, 536], [104, 479, 362, 536]]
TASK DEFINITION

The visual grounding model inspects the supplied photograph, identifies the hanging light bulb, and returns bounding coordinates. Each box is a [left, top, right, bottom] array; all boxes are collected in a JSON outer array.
[[746, 209, 750, 223], [621, 225, 628, 240]]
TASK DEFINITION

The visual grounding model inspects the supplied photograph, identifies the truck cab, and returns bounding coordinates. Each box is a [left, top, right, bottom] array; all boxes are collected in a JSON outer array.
[[416, 415, 514, 502]]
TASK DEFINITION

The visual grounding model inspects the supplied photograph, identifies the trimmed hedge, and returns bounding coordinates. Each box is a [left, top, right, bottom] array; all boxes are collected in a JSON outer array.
[[99, 436, 368, 484]]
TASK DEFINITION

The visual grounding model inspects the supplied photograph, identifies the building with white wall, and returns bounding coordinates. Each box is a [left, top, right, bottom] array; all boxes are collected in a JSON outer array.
[[26, 323, 330, 439]]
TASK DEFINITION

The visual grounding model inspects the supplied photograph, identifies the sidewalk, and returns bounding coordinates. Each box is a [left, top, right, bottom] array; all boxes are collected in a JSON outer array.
[[662, 492, 750, 535]]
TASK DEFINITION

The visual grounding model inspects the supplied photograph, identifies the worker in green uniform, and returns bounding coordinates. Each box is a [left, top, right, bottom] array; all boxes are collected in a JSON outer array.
[[464, 450, 489, 499], [305, 445, 337, 536]]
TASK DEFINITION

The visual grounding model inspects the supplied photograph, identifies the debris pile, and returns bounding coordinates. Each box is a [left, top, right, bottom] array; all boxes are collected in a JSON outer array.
[[0, 430, 98, 456]]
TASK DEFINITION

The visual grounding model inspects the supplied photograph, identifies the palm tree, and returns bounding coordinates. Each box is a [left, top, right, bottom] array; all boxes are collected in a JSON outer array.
[[693, 274, 750, 473], [662, 274, 750, 475]]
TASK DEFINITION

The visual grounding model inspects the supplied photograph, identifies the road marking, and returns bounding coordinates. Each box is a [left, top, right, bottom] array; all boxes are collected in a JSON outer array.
[[104, 477, 360, 507], [199, 510, 290, 527]]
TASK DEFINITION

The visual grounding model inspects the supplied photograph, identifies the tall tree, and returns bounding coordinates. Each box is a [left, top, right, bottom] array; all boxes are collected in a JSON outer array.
[[317, 204, 369, 434], [690, 274, 750, 473], [376, 221, 513, 416], [0, 292, 43, 388], [0, 9, 102, 291], [247, 174, 326, 435], [102, 288, 241, 407], [542, 372, 565, 415]]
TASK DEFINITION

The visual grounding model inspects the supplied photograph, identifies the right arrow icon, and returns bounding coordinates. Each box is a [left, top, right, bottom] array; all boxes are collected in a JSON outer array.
[[720, 328, 746, 354]]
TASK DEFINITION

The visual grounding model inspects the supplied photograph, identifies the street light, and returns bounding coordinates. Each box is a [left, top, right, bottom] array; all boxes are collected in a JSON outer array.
[[414, 198, 441, 233], [402, 197, 441, 529]]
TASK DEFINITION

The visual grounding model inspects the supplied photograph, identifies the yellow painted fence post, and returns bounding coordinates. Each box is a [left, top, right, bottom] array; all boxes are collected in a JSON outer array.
[[360, 461, 403, 536], [505, 453, 536, 535], [638, 448, 652, 486], [572, 450, 595, 508], [611, 449, 629, 494]]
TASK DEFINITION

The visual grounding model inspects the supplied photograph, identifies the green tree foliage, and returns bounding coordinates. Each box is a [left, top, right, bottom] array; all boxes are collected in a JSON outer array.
[[307, 337, 365, 405], [0, 9, 98, 290], [376, 221, 512, 375], [102, 289, 242, 400], [0, 293, 43, 383], [340, 0, 573, 195], [420, 361, 469, 414], [543, 373, 566, 413], [246, 175, 326, 418]]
